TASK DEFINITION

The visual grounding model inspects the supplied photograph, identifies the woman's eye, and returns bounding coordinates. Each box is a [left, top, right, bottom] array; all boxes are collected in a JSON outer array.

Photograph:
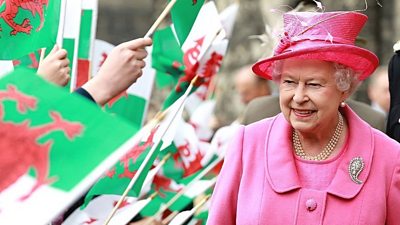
[[308, 83, 321, 87], [283, 80, 295, 84]]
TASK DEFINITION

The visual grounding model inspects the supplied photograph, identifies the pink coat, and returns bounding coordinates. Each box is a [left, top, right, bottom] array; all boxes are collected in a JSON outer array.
[[207, 106, 400, 225]]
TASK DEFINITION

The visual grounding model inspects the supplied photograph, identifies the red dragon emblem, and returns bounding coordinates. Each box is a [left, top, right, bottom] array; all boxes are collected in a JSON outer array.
[[105, 125, 158, 179], [0, 85, 83, 201], [174, 37, 205, 92], [0, 0, 49, 35]]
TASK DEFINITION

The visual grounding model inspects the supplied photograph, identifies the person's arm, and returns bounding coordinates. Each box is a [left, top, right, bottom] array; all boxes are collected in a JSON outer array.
[[207, 125, 245, 225], [37, 44, 70, 86], [82, 38, 152, 106]]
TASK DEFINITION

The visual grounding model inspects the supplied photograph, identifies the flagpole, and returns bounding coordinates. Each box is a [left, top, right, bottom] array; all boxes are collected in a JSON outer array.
[[103, 76, 199, 225], [57, 0, 68, 47], [38, 48, 46, 67], [144, 0, 178, 38], [144, 158, 222, 225]]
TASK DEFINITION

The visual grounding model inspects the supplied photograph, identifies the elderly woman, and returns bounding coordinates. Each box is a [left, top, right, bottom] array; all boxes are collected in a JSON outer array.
[[207, 11, 400, 224]]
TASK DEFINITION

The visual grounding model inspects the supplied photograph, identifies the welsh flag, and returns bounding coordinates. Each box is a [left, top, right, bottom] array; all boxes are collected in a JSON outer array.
[[171, 0, 205, 46], [62, 194, 154, 225], [91, 39, 114, 76], [151, 26, 184, 89], [63, 0, 82, 91], [139, 168, 217, 218], [0, 0, 62, 59], [82, 88, 189, 208], [0, 68, 144, 225], [183, 3, 238, 115], [162, 119, 210, 181], [162, 1, 225, 109], [75, 0, 97, 89]]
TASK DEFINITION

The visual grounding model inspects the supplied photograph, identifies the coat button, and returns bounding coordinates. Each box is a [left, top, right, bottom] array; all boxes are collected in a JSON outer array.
[[306, 199, 317, 211]]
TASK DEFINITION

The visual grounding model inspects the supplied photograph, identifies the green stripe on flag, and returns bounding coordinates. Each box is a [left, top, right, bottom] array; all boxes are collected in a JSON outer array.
[[104, 94, 147, 127], [78, 10, 93, 59], [63, 38, 75, 90], [63, 38, 76, 69], [171, 0, 205, 45], [152, 26, 184, 89]]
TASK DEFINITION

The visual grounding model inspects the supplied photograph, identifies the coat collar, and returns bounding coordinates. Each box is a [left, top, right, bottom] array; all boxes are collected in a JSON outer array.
[[265, 106, 374, 199]]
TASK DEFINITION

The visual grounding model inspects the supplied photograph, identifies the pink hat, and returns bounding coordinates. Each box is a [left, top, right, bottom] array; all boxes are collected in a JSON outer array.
[[252, 11, 379, 81]]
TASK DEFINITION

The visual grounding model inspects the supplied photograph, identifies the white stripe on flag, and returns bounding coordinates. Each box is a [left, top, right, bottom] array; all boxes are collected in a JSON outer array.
[[64, 0, 82, 90], [0, 61, 14, 78]]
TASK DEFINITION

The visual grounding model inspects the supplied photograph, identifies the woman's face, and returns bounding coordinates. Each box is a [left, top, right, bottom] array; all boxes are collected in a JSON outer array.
[[279, 59, 348, 134]]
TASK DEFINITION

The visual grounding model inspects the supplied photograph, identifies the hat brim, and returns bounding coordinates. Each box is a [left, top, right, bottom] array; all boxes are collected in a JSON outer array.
[[252, 43, 379, 81]]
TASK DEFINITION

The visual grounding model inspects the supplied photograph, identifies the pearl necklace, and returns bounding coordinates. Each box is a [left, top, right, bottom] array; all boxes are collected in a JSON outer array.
[[292, 113, 344, 161]]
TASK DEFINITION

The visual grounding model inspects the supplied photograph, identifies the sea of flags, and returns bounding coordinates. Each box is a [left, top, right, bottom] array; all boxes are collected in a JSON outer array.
[[0, 0, 239, 224]]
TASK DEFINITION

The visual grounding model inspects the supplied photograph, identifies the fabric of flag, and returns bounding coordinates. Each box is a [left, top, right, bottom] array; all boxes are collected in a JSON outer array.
[[170, 0, 205, 46], [62, 195, 151, 225], [0, 0, 62, 60], [91, 39, 114, 76], [11, 50, 41, 71], [83, 91, 188, 208], [103, 46, 155, 127], [152, 26, 185, 89], [161, 1, 224, 109], [63, 0, 82, 91], [75, 0, 98, 89], [187, 99, 215, 142], [83, 130, 162, 207], [0, 68, 145, 225], [139, 172, 216, 217], [161, 119, 209, 181], [0, 60, 14, 77]]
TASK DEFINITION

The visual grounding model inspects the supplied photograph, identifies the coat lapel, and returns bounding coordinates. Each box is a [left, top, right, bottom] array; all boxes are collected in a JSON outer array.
[[265, 114, 302, 193], [326, 106, 374, 199]]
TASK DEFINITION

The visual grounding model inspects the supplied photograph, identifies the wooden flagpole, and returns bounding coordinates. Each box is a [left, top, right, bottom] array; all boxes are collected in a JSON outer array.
[[144, 0, 177, 38], [103, 76, 199, 225], [144, 158, 221, 225]]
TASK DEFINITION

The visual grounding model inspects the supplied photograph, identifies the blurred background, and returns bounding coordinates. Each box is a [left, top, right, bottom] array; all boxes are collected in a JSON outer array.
[[97, 0, 400, 127]]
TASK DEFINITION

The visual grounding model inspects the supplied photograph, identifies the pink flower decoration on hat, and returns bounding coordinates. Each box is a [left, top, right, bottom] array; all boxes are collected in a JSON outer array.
[[275, 32, 291, 55]]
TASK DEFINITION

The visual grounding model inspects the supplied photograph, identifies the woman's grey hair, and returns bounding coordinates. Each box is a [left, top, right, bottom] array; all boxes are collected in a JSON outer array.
[[269, 60, 361, 95]]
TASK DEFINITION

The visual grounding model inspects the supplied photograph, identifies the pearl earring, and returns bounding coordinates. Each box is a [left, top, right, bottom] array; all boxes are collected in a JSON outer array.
[[340, 102, 346, 107]]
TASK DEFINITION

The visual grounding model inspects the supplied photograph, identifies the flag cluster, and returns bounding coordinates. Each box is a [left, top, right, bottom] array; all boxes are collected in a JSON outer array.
[[0, 0, 239, 224]]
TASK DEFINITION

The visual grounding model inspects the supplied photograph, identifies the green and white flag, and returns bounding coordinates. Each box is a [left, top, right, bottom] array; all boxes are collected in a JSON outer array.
[[0, 68, 143, 225], [152, 26, 184, 89], [0, 0, 63, 59], [63, 0, 82, 91], [62, 195, 152, 225], [162, 1, 224, 109], [170, 0, 205, 46], [75, 0, 97, 89]]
